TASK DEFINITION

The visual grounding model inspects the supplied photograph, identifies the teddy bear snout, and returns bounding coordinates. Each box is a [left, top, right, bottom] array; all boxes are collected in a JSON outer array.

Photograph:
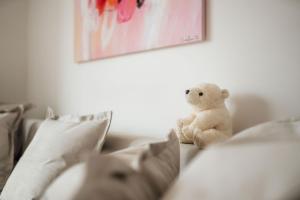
[[185, 90, 190, 94]]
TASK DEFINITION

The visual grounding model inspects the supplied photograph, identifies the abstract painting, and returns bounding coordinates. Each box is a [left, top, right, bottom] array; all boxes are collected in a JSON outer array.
[[75, 0, 205, 62]]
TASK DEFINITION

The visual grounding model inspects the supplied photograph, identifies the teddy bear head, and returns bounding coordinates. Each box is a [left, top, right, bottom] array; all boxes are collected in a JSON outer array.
[[185, 83, 229, 111]]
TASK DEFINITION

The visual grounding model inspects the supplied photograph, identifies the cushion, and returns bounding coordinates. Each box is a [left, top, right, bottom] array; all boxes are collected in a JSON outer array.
[[162, 118, 300, 200], [41, 131, 180, 200], [127, 136, 199, 170], [0, 104, 31, 191], [0, 109, 112, 200], [20, 119, 42, 153], [40, 162, 87, 200], [232, 117, 300, 140]]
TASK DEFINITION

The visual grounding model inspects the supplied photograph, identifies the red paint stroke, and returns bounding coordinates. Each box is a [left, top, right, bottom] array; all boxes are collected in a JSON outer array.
[[95, 0, 107, 15]]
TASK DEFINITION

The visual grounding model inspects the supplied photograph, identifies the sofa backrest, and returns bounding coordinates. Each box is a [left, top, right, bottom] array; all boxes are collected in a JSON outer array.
[[19, 118, 200, 170]]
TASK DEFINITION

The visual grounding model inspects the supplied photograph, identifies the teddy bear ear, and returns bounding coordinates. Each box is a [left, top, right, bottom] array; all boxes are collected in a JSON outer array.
[[221, 89, 229, 99]]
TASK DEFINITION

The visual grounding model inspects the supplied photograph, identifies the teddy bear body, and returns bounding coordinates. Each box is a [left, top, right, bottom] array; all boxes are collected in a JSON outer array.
[[176, 83, 232, 148]]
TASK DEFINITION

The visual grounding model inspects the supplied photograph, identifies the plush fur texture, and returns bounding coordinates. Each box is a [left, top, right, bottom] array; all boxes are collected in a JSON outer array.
[[176, 83, 232, 148]]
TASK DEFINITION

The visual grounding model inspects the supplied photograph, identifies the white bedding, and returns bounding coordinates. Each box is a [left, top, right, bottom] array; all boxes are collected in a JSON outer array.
[[163, 117, 300, 200]]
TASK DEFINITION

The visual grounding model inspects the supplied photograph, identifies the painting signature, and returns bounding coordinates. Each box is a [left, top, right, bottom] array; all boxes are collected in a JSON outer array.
[[182, 35, 200, 42]]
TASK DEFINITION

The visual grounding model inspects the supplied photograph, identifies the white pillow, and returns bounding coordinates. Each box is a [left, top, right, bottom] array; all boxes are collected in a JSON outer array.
[[0, 110, 112, 200], [41, 162, 87, 200], [163, 118, 300, 200], [232, 117, 300, 140], [41, 131, 180, 200]]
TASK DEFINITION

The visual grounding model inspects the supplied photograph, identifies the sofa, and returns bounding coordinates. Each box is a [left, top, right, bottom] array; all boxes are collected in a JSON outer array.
[[20, 119, 200, 170], [1, 113, 300, 200]]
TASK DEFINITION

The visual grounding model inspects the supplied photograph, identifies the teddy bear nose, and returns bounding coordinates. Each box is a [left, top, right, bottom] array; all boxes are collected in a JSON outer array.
[[185, 90, 190, 94]]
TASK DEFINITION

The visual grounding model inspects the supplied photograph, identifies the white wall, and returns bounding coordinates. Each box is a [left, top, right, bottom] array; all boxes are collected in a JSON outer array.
[[0, 0, 28, 102], [27, 0, 300, 137]]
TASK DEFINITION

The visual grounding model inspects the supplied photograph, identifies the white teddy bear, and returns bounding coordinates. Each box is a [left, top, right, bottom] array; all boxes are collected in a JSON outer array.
[[176, 83, 232, 148]]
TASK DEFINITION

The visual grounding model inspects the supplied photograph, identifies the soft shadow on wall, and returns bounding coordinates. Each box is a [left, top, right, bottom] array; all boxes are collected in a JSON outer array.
[[230, 94, 271, 134]]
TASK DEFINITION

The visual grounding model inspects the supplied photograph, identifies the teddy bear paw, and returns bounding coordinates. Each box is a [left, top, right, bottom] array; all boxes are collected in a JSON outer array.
[[182, 127, 192, 137], [176, 119, 184, 128], [179, 133, 194, 144], [193, 134, 205, 149], [175, 127, 193, 144]]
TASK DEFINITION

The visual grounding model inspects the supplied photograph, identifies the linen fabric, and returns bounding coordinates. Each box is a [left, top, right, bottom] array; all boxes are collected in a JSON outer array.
[[0, 104, 31, 191], [0, 109, 112, 200], [42, 131, 179, 200], [163, 118, 300, 200]]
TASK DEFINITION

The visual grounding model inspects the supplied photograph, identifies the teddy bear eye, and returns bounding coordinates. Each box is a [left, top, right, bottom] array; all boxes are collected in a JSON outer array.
[[199, 92, 204, 96]]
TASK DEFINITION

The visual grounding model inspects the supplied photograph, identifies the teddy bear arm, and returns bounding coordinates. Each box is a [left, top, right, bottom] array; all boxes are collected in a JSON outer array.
[[179, 131, 194, 144], [194, 129, 230, 147], [180, 114, 196, 126], [189, 114, 218, 131]]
